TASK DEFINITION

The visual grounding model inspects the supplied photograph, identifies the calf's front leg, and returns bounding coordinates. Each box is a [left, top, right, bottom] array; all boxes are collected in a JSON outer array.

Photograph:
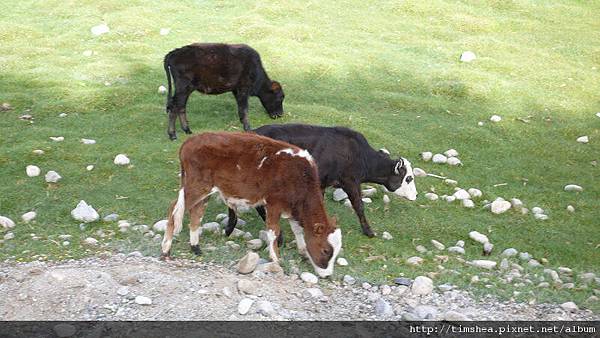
[[289, 219, 307, 257], [264, 206, 282, 263], [344, 183, 375, 237]]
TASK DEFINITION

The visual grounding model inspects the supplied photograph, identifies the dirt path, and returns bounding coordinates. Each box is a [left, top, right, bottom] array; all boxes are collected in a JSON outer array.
[[0, 254, 597, 321]]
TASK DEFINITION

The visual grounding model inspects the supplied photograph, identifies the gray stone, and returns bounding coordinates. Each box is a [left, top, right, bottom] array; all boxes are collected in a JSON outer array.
[[71, 200, 99, 223], [237, 280, 258, 294], [374, 298, 394, 317], [470, 260, 497, 269], [336, 257, 348, 266], [202, 222, 221, 233], [0, 216, 15, 229], [393, 277, 412, 286], [519, 252, 531, 261], [560, 301, 578, 312], [45, 170, 62, 183], [413, 305, 437, 319], [406, 256, 424, 266], [456, 240, 465, 248], [380, 285, 392, 295], [343, 275, 356, 285], [237, 251, 260, 274], [491, 200, 511, 214], [448, 246, 465, 255], [302, 288, 324, 299], [256, 301, 275, 317], [238, 298, 254, 315], [431, 240, 445, 250], [416, 245, 428, 253], [382, 231, 393, 240], [432, 154, 447, 164], [247, 239, 263, 250], [411, 276, 433, 295], [528, 259, 542, 268], [333, 188, 348, 201], [117, 287, 129, 296], [301, 272, 318, 284], [564, 184, 583, 192], [103, 213, 119, 222], [483, 242, 494, 255], [424, 192, 438, 201], [152, 219, 167, 232], [500, 258, 510, 270], [134, 296, 152, 305], [502, 248, 518, 257], [469, 231, 489, 244]]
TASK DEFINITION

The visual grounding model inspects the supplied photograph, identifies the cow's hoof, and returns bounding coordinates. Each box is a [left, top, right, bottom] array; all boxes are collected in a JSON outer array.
[[363, 229, 376, 238], [168, 133, 177, 141], [183, 128, 192, 135], [160, 252, 172, 261], [190, 245, 201, 256]]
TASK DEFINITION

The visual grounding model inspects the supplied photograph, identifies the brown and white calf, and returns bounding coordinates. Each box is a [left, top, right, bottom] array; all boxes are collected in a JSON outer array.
[[160, 131, 342, 277]]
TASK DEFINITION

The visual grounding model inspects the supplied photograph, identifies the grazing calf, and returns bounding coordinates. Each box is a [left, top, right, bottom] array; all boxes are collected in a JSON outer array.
[[160, 132, 341, 277], [226, 124, 417, 237], [163, 43, 285, 140]]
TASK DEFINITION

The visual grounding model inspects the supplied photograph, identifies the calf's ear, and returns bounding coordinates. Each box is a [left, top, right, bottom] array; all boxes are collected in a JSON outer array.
[[314, 223, 324, 235], [394, 159, 404, 175], [270, 81, 282, 92]]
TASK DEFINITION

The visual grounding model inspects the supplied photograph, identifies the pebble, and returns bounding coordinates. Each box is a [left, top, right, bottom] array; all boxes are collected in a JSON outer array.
[[158, 85, 167, 94], [519, 252, 531, 261], [415, 245, 427, 253], [159, 28, 171, 35], [468, 188, 482, 198], [238, 298, 254, 315], [382, 194, 391, 205], [343, 199, 352, 208], [256, 301, 275, 317], [336, 257, 348, 266], [483, 242, 494, 255], [444, 149, 459, 157], [502, 248, 518, 257], [83, 237, 98, 246], [71, 200, 99, 223], [103, 213, 119, 222], [447, 157, 462, 166], [45, 170, 62, 183], [462, 199, 475, 208], [456, 240, 465, 247], [413, 168, 426, 177], [382, 231, 393, 240], [406, 256, 423, 266], [80, 138, 96, 145], [21, 211, 36, 223], [491, 200, 511, 214], [445, 179, 458, 185], [490, 115, 502, 122], [117, 287, 129, 296], [152, 219, 167, 232], [134, 296, 152, 305], [432, 154, 447, 164], [1, 102, 12, 111], [246, 239, 263, 250], [394, 277, 412, 286], [333, 188, 348, 201], [202, 222, 220, 233], [361, 197, 372, 203], [114, 154, 130, 165], [237, 251, 260, 274], [576, 136, 589, 144], [447, 246, 465, 255], [4, 232, 15, 240], [534, 213, 549, 220], [0, 216, 15, 229], [538, 282, 550, 288], [470, 260, 497, 270], [560, 301, 578, 312], [50, 136, 64, 142], [301, 272, 319, 284], [558, 267, 573, 275], [86, 165, 94, 171], [26, 165, 41, 177], [421, 152, 433, 161], [411, 276, 433, 295], [237, 280, 258, 294], [500, 258, 509, 270], [431, 240, 445, 250], [53, 323, 77, 338], [32, 149, 44, 155], [343, 275, 356, 285], [453, 189, 470, 200], [460, 51, 476, 62], [413, 305, 437, 319], [374, 298, 394, 317], [528, 259, 542, 268], [380, 285, 391, 295], [510, 198, 523, 208], [445, 195, 456, 203], [362, 187, 377, 197], [302, 288, 324, 299], [564, 184, 583, 192], [425, 192, 438, 201], [531, 207, 544, 214], [566, 205, 575, 212], [469, 231, 489, 244]]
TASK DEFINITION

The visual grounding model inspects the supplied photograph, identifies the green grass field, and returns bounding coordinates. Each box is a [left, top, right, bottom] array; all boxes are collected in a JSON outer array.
[[1, 0, 599, 311]]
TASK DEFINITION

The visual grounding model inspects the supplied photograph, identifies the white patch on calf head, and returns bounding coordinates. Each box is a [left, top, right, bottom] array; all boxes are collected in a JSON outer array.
[[310, 229, 342, 278], [393, 158, 418, 201]]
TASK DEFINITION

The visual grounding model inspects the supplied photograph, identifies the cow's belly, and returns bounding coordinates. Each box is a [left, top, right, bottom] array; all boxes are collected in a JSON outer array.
[[212, 187, 265, 213]]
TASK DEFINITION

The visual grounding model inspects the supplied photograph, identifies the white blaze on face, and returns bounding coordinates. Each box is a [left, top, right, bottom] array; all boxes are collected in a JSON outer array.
[[309, 228, 342, 278], [394, 158, 418, 201]]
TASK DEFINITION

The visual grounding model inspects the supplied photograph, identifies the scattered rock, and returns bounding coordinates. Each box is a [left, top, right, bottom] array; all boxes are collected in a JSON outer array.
[[421, 152, 433, 161], [567, 205, 575, 212], [576, 136, 589, 144], [4, 232, 15, 240], [158, 85, 167, 94], [382, 194, 391, 205], [413, 305, 437, 319], [380, 285, 391, 295], [91, 23, 110, 36], [490, 115, 502, 122], [483, 242, 493, 255], [411, 276, 433, 295], [237, 252, 260, 274], [103, 213, 119, 222], [382, 231, 393, 240], [502, 248, 518, 257], [246, 239, 263, 250], [447, 246, 465, 255], [374, 298, 394, 317], [0, 216, 16, 229], [80, 138, 96, 145], [468, 188, 482, 198], [413, 168, 426, 177], [444, 149, 459, 157], [134, 296, 152, 305], [237, 280, 258, 294], [447, 157, 462, 166], [238, 298, 254, 315], [301, 272, 318, 284], [432, 154, 447, 164], [117, 287, 129, 296], [528, 259, 542, 268], [45, 170, 62, 183], [1, 102, 13, 111], [431, 240, 445, 251], [500, 258, 509, 270], [256, 301, 275, 317], [114, 154, 130, 166], [519, 252, 531, 261], [361, 197, 372, 203], [343, 275, 356, 285], [302, 288, 324, 299], [491, 200, 511, 214], [510, 198, 523, 208], [86, 165, 94, 171], [453, 189, 470, 200], [202, 222, 220, 233], [560, 301, 578, 312], [456, 240, 465, 247], [558, 267, 573, 275], [26, 165, 41, 177], [394, 277, 412, 286], [362, 187, 377, 197], [71, 200, 99, 223], [470, 260, 497, 270], [564, 184, 583, 192], [152, 219, 168, 232], [425, 192, 438, 201], [531, 207, 544, 214], [534, 213, 548, 220], [21, 211, 36, 223], [333, 188, 348, 201], [444, 179, 458, 185], [406, 256, 424, 266], [460, 51, 476, 62], [83, 237, 98, 246], [49, 136, 64, 142], [32, 149, 44, 155], [469, 231, 489, 244], [415, 245, 427, 253], [337, 257, 348, 266]]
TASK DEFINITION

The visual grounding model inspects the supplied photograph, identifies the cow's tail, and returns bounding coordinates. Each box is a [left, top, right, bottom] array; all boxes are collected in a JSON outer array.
[[163, 53, 173, 112]]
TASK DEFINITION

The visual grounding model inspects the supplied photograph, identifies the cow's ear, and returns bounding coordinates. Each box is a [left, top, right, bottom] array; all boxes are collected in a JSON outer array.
[[314, 223, 324, 235], [270, 81, 282, 92], [394, 159, 404, 175]]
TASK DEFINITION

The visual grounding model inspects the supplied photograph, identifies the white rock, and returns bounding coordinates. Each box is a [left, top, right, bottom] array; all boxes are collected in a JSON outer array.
[[81, 138, 96, 145], [597, 112, 600, 118], [534, 213, 548, 220], [456, 240, 465, 247], [502, 248, 518, 257], [421, 152, 433, 161], [406, 256, 424, 266], [576, 136, 589, 144], [444, 149, 459, 157], [462, 199, 475, 208], [483, 242, 494, 255], [431, 240, 445, 250], [84, 237, 98, 246], [444, 179, 458, 185], [50, 136, 64, 142], [300, 272, 318, 284], [424, 192, 438, 201], [510, 198, 523, 208], [238, 298, 254, 315], [382, 231, 393, 240], [86, 165, 94, 171], [564, 184, 583, 192], [453, 189, 470, 200], [246, 239, 263, 250], [45, 170, 62, 183], [343, 199, 352, 208], [411, 276, 433, 295], [560, 301, 578, 312], [374, 298, 394, 317], [447, 157, 462, 166], [32, 149, 45, 155], [447, 246, 465, 255], [566, 205, 575, 212], [362, 187, 377, 197], [91, 23, 110, 36], [113, 154, 130, 165], [460, 51, 476, 62], [337, 257, 348, 266], [4, 232, 15, 240], [468, 188, 482, 198], [361, 197, 372, 203], [302, 288, 324, 299], [71, 200, 99, 223], [471, 260, 497, 269], [413, 167, 426, 177], [531, 207, 544, 214], [237, 251, 260, 274], [82, 50, 93, 57], [21, 211, 36, 223], [432, 154, 447, 164], [134, 296, 152, 305], [333, 188, 348, 201], [26, 165, 41, 177], [0, 216, 16, 229], [491, 200, 511, 214], [490, 115, 502, 122], [343, 275, 356, 285], [153, 219, 167, 232], [382, 194, 390, 204], [158, 85, 167, 94], [469, 231, 489, 244], [478, 121, 484, 126], [159, 28, 171, 36], [445, 195, 456, 203], [256, 301, 275, 317]]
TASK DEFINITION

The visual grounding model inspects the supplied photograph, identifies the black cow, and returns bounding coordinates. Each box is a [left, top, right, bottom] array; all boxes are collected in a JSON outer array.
[[225, 124, 418, 237], [163, 43, 285, 140]]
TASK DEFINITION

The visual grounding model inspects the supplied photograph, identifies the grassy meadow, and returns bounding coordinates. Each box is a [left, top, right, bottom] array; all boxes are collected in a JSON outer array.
[[0, 0, 599, 311]]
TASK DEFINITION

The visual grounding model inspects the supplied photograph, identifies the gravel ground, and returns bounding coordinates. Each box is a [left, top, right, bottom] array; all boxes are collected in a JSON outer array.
[[0, 254, 598, 321]]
